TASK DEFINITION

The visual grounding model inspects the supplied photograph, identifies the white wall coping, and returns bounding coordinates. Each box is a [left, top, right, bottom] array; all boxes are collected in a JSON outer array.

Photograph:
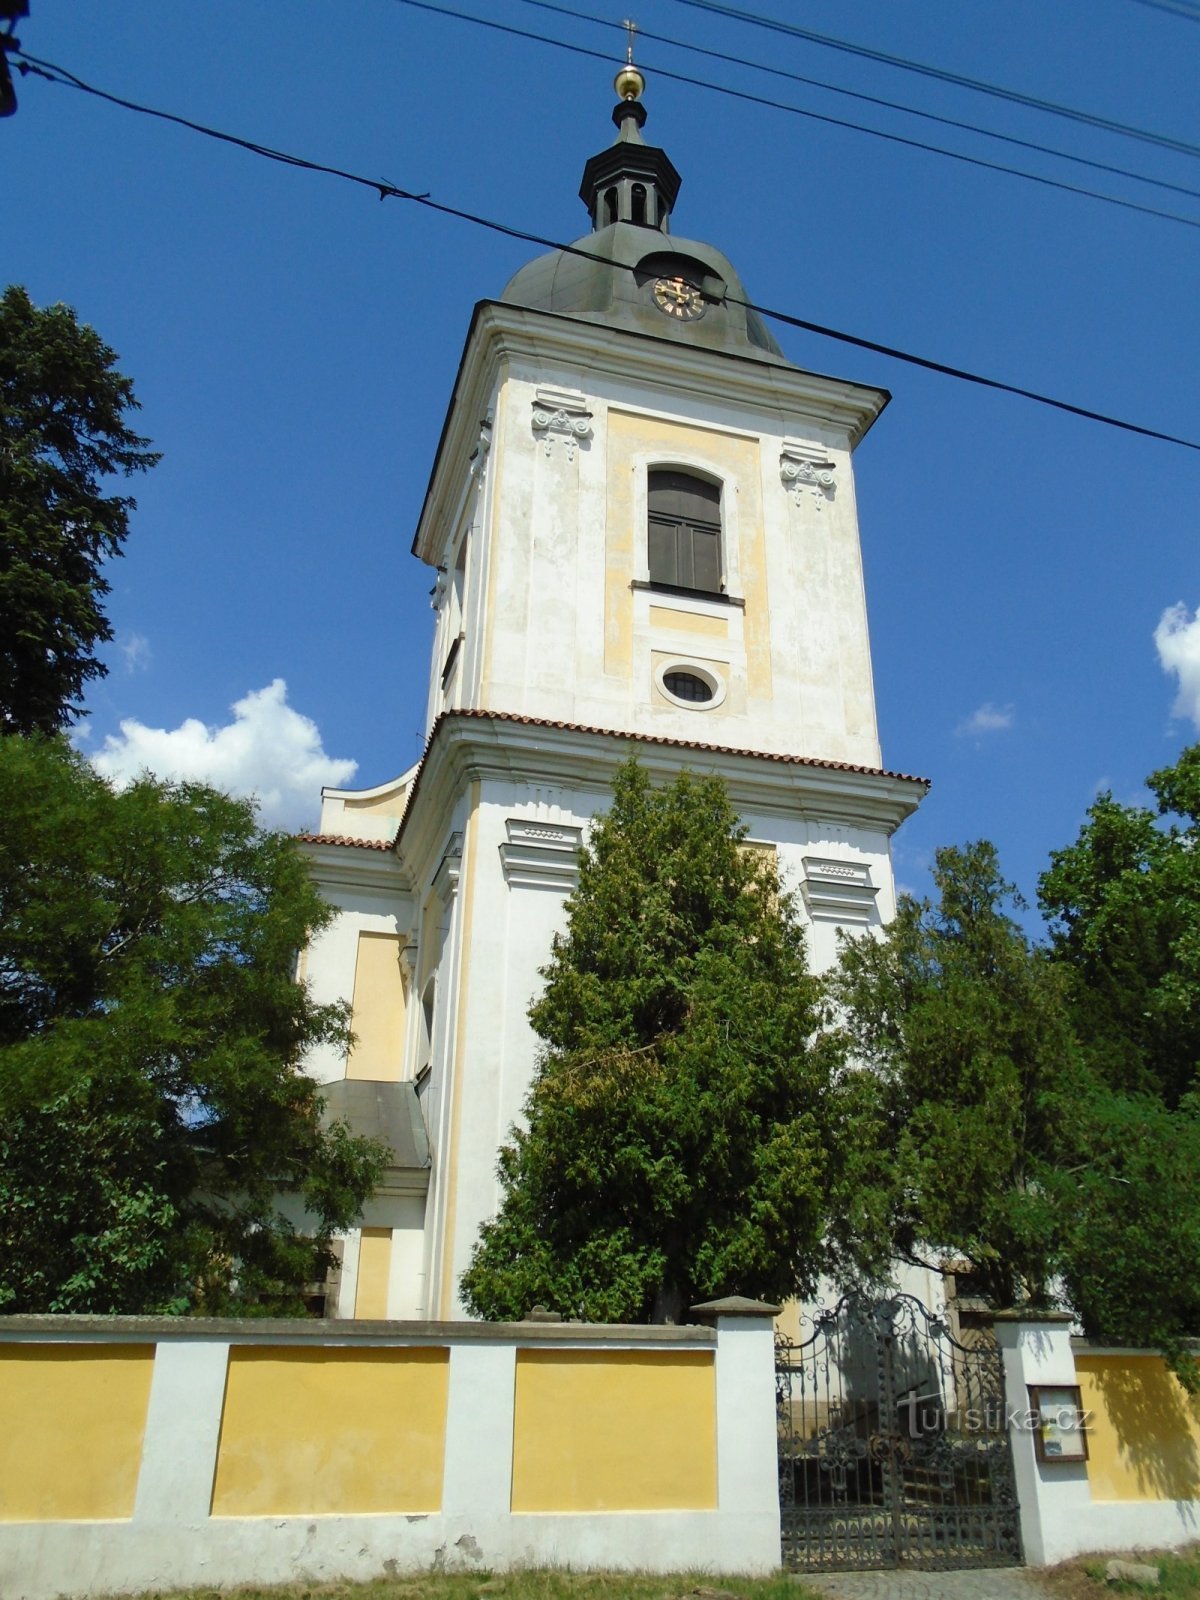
[[0, 1314, 716, 1347]]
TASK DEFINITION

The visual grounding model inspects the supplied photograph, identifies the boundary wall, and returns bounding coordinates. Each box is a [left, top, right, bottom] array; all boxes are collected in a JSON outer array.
[[0, 1299, 780, 1598], [997, 1313, 1200, 1563]]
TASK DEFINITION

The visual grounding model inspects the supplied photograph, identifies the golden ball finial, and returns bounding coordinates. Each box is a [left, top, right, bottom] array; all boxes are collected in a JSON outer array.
[[614, 62, 645, 101]]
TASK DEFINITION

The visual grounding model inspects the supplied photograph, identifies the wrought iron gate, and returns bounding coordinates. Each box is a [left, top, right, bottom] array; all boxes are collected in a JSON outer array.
[[776, 1294, 1022, 1571]]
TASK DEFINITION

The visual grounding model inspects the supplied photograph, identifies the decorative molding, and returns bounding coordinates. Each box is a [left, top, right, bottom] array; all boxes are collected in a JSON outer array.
[[430, 568, 449, 612], [433, 831, 464, 904], [780, 440, 836, 508], [468, 413, 492, 480], [808, 818, 852, 849], [499, 817, 583, 891], [531, 386, 592, 460], [798, 855, 878, 925]]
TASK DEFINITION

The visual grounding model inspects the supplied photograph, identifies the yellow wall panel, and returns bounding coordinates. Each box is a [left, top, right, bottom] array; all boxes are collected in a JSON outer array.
[[342, 784, 408, 817], [605, 412, 770, 696], [354, 1227, 393, 1319], [0, 1344, 155, 1521], [346, 931, 406, 1081], [1077, 1354, 1200, 1502], [511, 1348, 717, 1512], [648, 605, 729, 638], [211, 1346, 448, 1516]]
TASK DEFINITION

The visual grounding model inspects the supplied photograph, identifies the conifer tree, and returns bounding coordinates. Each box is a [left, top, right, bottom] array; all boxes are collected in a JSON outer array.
[[460, 758, 837, 1323], [0, 285, 159, 734]]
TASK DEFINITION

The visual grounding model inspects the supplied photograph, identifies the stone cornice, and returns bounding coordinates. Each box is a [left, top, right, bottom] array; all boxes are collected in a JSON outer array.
[[296, 838, 412, 895], [394, 710, 927, 880], [413, 299, 889, 564]]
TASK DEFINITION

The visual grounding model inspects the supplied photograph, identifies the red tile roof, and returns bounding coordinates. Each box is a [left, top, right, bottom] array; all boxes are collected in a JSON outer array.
[[295, 833, 394, 851], [299, 713, 929, 859], [444, 708, 930, 785]]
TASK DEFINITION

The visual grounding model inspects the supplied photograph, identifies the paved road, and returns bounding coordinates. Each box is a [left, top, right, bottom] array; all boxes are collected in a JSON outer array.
[[799, 1568, 1056, 1600]]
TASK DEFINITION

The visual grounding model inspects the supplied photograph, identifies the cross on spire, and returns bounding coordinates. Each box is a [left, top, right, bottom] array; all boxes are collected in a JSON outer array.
[[621, 18, 638, 66]]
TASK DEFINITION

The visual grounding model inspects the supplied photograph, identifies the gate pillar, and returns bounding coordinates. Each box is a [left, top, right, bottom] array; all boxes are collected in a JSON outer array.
[[994, 1310, 1088, 1565], [692, 1296, 781, 1573]]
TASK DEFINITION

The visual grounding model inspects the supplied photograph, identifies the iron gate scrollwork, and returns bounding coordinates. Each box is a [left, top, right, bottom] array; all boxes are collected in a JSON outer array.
[[776, 1294, 1022, 1571]]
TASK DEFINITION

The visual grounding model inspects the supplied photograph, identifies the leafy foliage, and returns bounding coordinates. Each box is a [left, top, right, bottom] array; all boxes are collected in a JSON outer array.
[[1038, 747, 1200, 1372], [0, 284, 159, 735], [828, 841, 1073, 1308], [1039, 745, 1200, 1110], [830, 750, 1200, 1384], [0, 735, 385, 1314], [460, 759, 837, 1323]]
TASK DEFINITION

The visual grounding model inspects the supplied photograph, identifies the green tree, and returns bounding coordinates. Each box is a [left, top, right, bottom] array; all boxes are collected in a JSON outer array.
[[460, 759, 837, 1323], [1038, 745, 1200, 1373], [0, 735, 385, 1315], [827, 841, 1073, 1309], [1039, 745, 1200, 1109], [1, 284, 159, 735], [830, 791, 1200, 1386]]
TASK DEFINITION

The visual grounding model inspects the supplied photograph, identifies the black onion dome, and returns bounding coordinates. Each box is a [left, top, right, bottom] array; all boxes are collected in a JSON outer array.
[[500, 83, 788, 364]]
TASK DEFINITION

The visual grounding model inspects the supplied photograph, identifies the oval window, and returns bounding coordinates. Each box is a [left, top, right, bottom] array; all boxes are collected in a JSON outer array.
[[663, 670, 714, 704]]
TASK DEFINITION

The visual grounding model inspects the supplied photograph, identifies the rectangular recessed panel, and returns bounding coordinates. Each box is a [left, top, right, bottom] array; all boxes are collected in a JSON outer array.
[[1077, 1354, 1200, 1501], [0, 1344, 155, 1521], [212, 1346, 448, 1516], [511, 1348, 717, 1512], [346, 931, 406, 1081], [648, 605, 728, 638], [354, 1227, 393, 1319]]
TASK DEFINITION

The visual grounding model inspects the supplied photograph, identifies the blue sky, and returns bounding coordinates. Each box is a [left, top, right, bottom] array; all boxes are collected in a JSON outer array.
[[6, 0, 1199, 916]]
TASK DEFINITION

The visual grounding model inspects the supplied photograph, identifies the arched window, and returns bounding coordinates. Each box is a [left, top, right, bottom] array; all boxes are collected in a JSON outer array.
[[647, 469, 722, 594], [631, 183, 647, 225], [604, 186, 618, 227]]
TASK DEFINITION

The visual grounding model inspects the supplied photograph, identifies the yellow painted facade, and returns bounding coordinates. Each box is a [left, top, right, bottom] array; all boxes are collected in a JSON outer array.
[[648, 604, 729, 638], [211, 1346, 449, 1516], [1077, 1354, 1200, 1502], [0, 1344, 155, 1521], [510, 1348, 717, 1513], [605, 411, 771, 698], [346, 931, 406, 1081], [342, 782, 408, 817], [354, 1227, 393, 1318]]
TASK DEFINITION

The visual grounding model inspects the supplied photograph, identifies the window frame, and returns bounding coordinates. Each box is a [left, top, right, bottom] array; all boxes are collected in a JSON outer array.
[[654, 656, 727, 711], [645, 465, 726, 598]]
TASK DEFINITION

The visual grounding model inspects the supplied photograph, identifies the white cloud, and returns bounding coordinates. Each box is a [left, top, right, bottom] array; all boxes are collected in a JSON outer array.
[[117, 632, 151, 673], [1155, 603, 1200, 729], [91, 679, 357, 831], [956, 701, 1015, 737]]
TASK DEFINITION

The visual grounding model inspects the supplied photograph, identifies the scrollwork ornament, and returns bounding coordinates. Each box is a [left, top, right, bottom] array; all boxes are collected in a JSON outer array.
[[531, 406, 592, 460], [781, 455, 837, 509]]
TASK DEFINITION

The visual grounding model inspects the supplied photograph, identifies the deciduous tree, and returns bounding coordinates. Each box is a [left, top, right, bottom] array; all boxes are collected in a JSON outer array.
[[0, 735, 385, 1314], [827, 841, 1072, 1310]]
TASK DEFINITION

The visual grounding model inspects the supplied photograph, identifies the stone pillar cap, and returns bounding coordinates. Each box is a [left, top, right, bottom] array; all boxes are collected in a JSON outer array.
[[990, 1308, 1075, 1324], [690, 1295, 781, 1322]]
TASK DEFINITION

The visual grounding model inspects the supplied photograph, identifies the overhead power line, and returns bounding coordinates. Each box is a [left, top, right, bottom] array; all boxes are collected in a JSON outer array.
[[392, 0, 1200, 232], [1129, 0, 1200, 19], [517, 0, 1200, 207], [665, 0, 1200, 161], [11, 49, 1200, 455]]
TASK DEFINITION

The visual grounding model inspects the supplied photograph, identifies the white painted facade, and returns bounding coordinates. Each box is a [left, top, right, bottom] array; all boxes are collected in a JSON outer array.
[[298, 91, 927, 1321]]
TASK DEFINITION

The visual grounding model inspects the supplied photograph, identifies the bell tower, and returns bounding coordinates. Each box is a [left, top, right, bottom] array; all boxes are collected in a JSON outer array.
[[301, 62, 927, 1321]]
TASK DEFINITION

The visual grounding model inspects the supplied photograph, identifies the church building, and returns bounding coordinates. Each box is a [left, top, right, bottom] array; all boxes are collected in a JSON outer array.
[[297, 58, 927, 1322]]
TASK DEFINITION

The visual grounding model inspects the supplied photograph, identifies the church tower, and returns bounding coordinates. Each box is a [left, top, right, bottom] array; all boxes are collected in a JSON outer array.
[[298, 62, 927, 1321]]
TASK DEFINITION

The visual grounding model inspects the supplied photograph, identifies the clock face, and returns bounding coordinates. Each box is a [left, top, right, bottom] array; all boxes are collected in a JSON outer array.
[[653, 275, 706, 321]]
